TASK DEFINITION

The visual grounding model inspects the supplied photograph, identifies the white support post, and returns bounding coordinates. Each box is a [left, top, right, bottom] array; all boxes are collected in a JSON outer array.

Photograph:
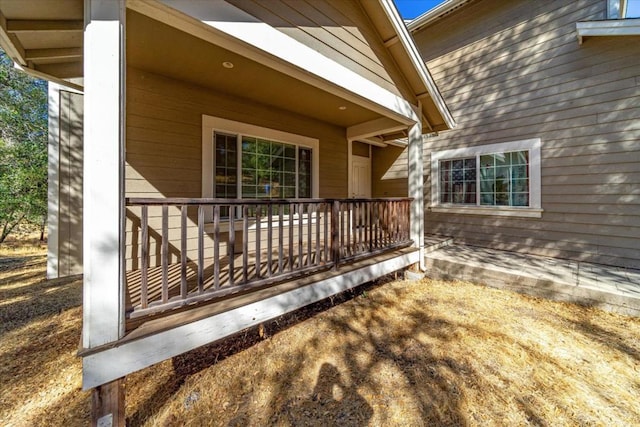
[[407, 106, 425, 270], [47, 83, 61, 279], [82, 0, 126, 351]]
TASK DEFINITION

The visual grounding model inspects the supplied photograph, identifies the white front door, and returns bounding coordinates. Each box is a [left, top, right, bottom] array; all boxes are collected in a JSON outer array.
[[351, 155, 371, 198]]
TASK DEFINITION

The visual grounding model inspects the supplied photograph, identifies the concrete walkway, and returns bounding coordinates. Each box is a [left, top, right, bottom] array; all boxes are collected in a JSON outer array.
[[423, 237, 640, 316]]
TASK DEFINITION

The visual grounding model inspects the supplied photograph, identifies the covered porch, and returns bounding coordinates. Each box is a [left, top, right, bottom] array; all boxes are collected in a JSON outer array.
[[124, 197, 413, 327]]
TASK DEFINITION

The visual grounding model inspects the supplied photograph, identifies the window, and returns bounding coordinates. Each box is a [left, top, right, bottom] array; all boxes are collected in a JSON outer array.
[[214, 134, 312, 199], [203, 115, 318, 202], [430, 139, 542, 218]]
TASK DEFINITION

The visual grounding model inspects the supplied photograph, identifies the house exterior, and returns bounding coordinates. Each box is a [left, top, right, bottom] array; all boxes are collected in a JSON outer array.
[[408, 0, 640, 269], [0, 0, 454, 424]]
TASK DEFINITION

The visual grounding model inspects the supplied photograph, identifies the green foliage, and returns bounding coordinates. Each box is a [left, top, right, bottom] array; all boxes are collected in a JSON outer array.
[[0, 49, 48, 242]]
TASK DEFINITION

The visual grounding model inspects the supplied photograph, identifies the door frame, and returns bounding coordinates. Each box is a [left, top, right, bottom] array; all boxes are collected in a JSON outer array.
[[347, 141, 372, 198]]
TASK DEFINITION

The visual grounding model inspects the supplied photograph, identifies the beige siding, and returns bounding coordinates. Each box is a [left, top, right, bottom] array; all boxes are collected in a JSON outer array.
[[226, 0, 413, 99], [413, 0, 640, 268], [58, 90, 83, 276], [125, 67, 348, 268], [372, 145, 408, 197]]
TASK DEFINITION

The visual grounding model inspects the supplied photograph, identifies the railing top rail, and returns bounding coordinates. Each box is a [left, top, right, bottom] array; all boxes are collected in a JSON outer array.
[[126, 197, 414, 206]]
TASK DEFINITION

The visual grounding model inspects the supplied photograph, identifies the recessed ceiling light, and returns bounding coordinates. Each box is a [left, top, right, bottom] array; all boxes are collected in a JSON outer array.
[[222, 61, 234, 69], [338, 106, 347, 110]]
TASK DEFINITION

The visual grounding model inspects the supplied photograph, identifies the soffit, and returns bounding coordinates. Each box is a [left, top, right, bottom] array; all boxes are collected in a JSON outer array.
[[0, 0, 83, 86], [127, 10, 380, 129], [357, 0, 454, 132]]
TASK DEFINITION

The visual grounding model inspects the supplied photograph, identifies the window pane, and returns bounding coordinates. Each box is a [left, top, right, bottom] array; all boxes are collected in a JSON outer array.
[[298, 147, 312, 198], [439, 158, 475, 205], [512, 193, 529, 206], [495, 192, 509, 205], [480, 193, 494, 205], [214, 133, 238, 199]]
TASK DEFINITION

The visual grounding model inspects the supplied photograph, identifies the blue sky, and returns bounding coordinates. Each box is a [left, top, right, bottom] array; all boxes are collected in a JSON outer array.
[[394, 0, 640, 19], [394, 0, 444, 19]]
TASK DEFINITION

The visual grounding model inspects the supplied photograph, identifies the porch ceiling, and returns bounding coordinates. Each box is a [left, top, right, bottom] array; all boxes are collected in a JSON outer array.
[[127, 10, 383, 129], [0, 0, 83, 87]]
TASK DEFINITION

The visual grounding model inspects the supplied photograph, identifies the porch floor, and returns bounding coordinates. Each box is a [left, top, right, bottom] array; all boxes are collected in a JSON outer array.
[[124, 246, 418, 338], [424, 237, 640, 316]]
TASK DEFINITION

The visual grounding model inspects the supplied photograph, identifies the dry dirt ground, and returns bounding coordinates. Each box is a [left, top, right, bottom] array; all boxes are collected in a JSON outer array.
[[1, 242, 639, 426]]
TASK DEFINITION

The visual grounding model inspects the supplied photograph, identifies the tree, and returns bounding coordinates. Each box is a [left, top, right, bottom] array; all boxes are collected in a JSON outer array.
[[0, 49, 48, 243]]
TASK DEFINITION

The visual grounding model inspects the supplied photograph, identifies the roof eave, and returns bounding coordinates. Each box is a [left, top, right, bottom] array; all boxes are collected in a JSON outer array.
[[407, 0, 472, 32], [376, 0, 456, 130]]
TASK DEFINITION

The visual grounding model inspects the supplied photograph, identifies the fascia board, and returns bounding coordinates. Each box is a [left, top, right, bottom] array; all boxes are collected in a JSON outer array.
[[377, 0, 456, 129], [576, 19, 640, 43]]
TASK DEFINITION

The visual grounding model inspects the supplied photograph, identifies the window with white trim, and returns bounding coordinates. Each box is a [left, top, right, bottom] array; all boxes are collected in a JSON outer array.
[[430, 139, 542, 218], [202, 115, 319, 203], [214, 133, 312, 199]]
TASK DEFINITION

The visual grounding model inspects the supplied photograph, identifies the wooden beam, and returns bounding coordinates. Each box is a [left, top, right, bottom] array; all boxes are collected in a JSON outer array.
[[358, 136, 387, 147], [91, 378, 125, 427], [0, 11, 26, 65], [383, 35, 399, 47], [14, 63, 84, 91], [34, 61, 83, 79], [347, 117, 408, 141], [25, 47, 83, 61], [6, 19, 83, 32]]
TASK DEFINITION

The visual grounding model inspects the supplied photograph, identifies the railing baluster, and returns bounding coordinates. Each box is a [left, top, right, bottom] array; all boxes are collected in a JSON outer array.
[[242, 205, 249, 283], [323, 202, 328, 262], [289, 203, 294, 271], [140, 205, 148, 309], [180, 204, 188, 299], [255, 206, 261, 279], [315, 203, 320, 265], [346, 202, 351, 257], [229, 205, 235, 286], [161, 204, 169, 303], [332, 200, 340, 269], [197, 204, 204, 293], [267, 203, 272, 277], [356, 202, 362, 253], [298, 202, 304, 268], [307, 203, 313, 266], [278, 203, 284, 274], [214, 205, 220, 290]]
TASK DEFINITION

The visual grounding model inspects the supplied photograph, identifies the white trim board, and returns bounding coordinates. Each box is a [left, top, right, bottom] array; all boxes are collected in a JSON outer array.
[[201, 115, 320, 200], [576, 19, 640, 44], [82, 249, 420, 389], [378, 0, 456, 130]]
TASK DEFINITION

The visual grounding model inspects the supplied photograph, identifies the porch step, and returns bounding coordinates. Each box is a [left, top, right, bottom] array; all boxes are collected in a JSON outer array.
[[424, 243, 640, 317]]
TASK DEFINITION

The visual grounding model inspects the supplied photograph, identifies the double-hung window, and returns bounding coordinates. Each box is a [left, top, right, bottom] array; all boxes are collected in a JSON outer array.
[[430, 139, 542, 218], [202, 115, 319, 204]]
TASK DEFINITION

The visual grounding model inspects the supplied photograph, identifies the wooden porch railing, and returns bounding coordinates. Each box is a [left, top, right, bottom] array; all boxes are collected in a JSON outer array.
[[125, 198, 412, 318]]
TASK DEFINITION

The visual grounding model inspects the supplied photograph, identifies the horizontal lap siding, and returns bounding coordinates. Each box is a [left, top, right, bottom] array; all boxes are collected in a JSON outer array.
[[226, 0, 411, 99], [413, 0, 640, 268], [126, 67, 347, 267]]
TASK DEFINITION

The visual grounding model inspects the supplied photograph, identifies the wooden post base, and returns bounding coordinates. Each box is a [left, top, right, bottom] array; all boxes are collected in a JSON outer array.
[[91, 377, 125, 427]]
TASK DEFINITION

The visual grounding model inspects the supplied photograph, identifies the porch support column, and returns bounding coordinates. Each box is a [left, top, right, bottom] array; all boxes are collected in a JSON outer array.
[[408, 104, 425, 270], [82, 0, 126, 416]]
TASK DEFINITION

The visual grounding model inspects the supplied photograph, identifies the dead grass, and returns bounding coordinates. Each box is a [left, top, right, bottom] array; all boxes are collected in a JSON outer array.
[[1, 244, 639, 426]]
